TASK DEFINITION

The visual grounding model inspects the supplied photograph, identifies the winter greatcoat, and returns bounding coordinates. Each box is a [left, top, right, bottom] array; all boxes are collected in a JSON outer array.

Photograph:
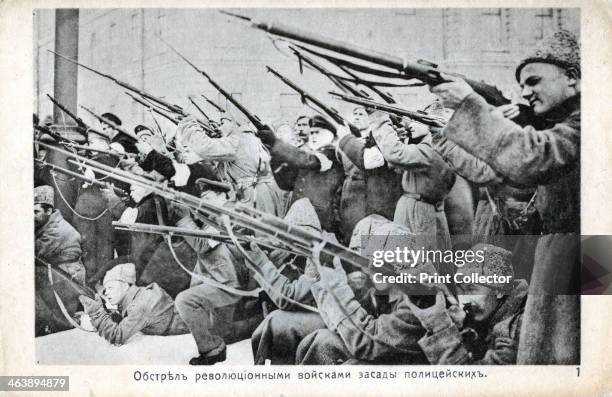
[[178, 120, 285, 217], [442, 92, 581, 364], [371, 112, 456, 251], [337, 133, 404, 242], [269, 140, 344, 234]]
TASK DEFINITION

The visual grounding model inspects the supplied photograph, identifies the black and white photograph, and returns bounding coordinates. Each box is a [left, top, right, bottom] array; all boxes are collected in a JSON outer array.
[[30, 7, 586, 368]]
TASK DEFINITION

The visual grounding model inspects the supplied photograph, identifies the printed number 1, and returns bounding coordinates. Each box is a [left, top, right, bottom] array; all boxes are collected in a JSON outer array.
[[576, 367, 580, 377]]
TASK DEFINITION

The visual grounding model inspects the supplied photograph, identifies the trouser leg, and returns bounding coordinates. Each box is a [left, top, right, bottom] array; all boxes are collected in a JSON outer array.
[[296, 328, 352, 365], [251, 310, 326, 365]]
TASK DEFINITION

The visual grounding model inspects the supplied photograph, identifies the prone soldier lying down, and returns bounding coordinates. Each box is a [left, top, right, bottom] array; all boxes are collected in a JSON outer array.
[[79, 263, 188, 345]]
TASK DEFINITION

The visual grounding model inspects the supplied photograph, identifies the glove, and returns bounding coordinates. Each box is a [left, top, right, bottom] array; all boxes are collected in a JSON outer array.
[[405, 291, 453, 333], [363, 146, 385, 169], [257, 126, 276, 148], [317, 257, 348, 290], [247, 241, 271, 268], [312, 152, 333, 172], [79, 294, 104, 314], [171, 161, 191, 187]]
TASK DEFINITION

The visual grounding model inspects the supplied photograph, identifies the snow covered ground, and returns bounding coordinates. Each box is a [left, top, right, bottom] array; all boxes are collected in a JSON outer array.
[[35, 329, 254, 365]]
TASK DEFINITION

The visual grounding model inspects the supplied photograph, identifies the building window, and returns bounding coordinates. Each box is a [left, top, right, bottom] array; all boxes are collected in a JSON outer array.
[[535, 8, 554, 40], [481, 8, 508, 52]]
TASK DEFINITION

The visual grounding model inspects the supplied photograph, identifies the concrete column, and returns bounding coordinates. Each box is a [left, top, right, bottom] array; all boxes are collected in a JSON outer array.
[[45, 9, 81, 223], [53, 9, 79, 125]]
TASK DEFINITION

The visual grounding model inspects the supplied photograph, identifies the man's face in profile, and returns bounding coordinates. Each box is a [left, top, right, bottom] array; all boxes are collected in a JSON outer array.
[[519, 63, 578, 115]]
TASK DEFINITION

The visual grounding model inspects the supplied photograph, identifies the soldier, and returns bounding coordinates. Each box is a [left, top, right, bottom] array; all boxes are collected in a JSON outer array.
[[173, 189, 254, 366], [360, 111, 456, 254], [336, 106, 404, 244], [408, 244, 527, 364], [429, 30, 580, 364], [79, 263, 189, 345], [259, 115, 344, 235], [34, 185, 85, 283], [294, 215, 433, 365], [175, 115, 285, 216]]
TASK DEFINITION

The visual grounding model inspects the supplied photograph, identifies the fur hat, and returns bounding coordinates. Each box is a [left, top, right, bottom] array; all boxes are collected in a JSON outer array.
[[515, 29, 580, 81], [103, 263, 136, 285], [461, 243, 514, 290], [34, 185, 54, 207]]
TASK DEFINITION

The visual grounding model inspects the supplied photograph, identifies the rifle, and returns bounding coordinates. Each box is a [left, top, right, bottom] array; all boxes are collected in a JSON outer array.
[[34, 158, 128, 196], [156, 36, 266, 131], [37, 141, 451, 299], [48, 49, 186, 114], [201, 94, 226, 113], [125, 92, 179, 126], [64, 142, 137, 159], [221, 11, 512, 107], [265, 65, 346, 125], [46, 94, 89, 131], [113, 222, 287, 252], [48, 49, 213, 131], [329, 91, 446, 128], [289, 46, 365, 98], [80, 105, 139, 141], [35, 124, 76, 144], [188, 96, 211, 121]]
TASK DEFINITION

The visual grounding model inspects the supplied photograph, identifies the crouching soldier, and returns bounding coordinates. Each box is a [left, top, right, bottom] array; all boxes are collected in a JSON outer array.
[[173, 188, 253, 366], [408, 244, 527, 364], [295, 215, 432, 365], [35, 185, 87, 335], [35, 185, 86, 283], [79, 263, 188, 345]]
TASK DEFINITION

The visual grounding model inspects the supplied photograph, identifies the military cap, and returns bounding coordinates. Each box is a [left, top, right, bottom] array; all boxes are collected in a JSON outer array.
[[516, 29, 580, 81], [309, 115, 336, 135], [101, 112, 122, 126], [461, 243, 514, 290], [134, 124, 154, 139], [34, 185, 54, 207], [103, 262, 136, 285]]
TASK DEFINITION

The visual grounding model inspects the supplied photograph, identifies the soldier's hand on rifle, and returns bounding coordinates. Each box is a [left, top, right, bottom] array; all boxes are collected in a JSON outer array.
[[79, 294, 104, 314], [247, 241, 271, 268], [100, 182, 120, 204], [429, 74, 474, 110], [171, 202, 192, 220], [317, 257, 348, 289], [406, 290, 453, 334], [257, 125, 277, 149], [498, 103, 521, 120]]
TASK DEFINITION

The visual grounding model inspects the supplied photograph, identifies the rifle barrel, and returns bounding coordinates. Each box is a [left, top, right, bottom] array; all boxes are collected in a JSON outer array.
[[330, 92, 445, 127], [223, 12, 510, 106], [266, 66, 345, 125], [80, 105, 139, 141], [156, 36, 265, 130]]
